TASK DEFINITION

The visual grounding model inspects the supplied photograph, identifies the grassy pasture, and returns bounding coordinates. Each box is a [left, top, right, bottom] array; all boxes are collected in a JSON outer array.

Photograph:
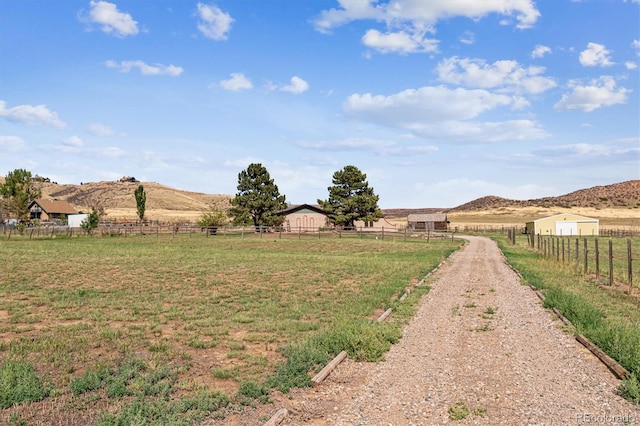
[[0, 234, 460, 424], [497, 234, 640, 404]]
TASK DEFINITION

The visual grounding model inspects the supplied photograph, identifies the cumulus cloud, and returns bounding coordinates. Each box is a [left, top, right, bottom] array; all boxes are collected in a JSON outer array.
[[531, 44, 551, 58], [79, 1, 139, 37], [343, 86, 549, 142], [362, 29, 438, 54], [625, 61, 638, 70], [554, 76, 629, 112], [280, 76, 309, 94], [0, 135, 26, 151], [314, 0, 540, 34], [579, 42, 614, 67], [436, 57, 556, 94], [0, 100, 66, 128], [218, 73, 253, 91], [88, 122, 115, 136], [196, 3, 233, 40], [105, 60, 183, 76]]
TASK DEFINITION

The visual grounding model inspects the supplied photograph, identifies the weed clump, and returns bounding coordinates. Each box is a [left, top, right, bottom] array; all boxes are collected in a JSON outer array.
[[0, 360, 51, 408]]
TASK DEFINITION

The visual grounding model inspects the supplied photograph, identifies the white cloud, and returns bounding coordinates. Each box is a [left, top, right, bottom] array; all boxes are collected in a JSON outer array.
[[579, 42, 614, 67], [218, 73, 253, 91], [80, 1, 139, 37], [88, 122, 115, 136], [280, 76, 309, 94], [459, 31, 475, 45], [554, 76, 629, 112], [105, 60, 183, 76], [436, 57, 556, 94], [0, 135, 25, 151], [633, 39, 640, 56], [0, 100, 66, 128], [531, 44, 551, 58], [343, 86, 549, 142], [314, 0, 540, 34], [362, 29, 438, 54], [296, 137, 437, 156], [625, 61, 638, 70], [196, 3, 233, 40], [63, 136, 84, 147]]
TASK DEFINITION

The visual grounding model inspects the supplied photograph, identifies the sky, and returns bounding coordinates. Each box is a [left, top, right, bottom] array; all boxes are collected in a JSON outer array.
[[1, 0, 639, 209]]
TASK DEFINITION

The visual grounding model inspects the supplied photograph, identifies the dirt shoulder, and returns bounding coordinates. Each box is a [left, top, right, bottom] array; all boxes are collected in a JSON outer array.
[[209, 236, 640, 425]]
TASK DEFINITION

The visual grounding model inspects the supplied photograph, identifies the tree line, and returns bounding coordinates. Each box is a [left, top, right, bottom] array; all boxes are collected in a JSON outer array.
[[0, 164, 383, 231]]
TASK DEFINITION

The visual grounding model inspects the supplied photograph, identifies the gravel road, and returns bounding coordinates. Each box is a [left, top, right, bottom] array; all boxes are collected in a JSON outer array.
[[263, 236, 640, 425]]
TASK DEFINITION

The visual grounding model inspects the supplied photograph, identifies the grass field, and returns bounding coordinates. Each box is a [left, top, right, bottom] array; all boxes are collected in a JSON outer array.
[[0, 234, 460, 425], [497, 234, 640, 404]]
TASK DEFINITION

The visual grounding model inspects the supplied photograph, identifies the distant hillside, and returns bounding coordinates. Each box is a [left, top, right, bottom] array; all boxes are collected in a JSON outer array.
[[449, 180, 640, 212], [32, 180, 230, 214]]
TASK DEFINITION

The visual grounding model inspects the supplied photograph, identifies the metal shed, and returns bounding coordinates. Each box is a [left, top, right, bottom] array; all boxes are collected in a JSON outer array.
[[525, 213, 599, 236]]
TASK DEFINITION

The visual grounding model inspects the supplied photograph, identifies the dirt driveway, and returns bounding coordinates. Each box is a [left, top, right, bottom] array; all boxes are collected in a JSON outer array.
[[214, 236, 640, 425]]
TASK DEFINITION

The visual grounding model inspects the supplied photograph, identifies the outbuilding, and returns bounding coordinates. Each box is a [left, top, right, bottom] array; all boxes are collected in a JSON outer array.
[[525, 213, 599, 236], [278, 204, 329, 231], [407, 213, 448, 231]]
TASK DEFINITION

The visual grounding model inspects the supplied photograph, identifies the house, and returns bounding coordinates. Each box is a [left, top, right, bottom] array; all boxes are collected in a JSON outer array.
[[279, 204, 397, 232], [28, 199, 78, 222], [279, 204, 329, 231], [407, 213, 448, 231], [525, 213, 599, 236]]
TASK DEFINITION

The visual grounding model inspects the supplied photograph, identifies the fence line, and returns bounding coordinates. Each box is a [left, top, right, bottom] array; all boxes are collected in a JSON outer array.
[[0, 223, 456, 242], [524, 233, 637, 292]]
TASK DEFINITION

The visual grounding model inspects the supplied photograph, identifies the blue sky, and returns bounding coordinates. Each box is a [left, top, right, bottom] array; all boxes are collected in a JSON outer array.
[[1, 0, 638, 208]]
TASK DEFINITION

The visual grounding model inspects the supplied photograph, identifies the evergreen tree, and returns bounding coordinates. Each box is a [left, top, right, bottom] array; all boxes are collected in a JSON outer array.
[[0, 169, 42, 221], [229, 163, 287, 227], [134, 185, 146, 221], [318, 165, 382, 228]]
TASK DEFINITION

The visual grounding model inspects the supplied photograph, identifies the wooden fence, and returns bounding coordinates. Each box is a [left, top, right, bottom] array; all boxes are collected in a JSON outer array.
[[521, 233, 638, 292], [0, 223, 456, 242]]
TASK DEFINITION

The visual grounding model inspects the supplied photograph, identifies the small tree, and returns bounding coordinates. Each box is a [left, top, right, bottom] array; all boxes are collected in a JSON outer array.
[[0, 169, 42, 221], [81, 210, 99, 235], [229, 163, 287, 228], [318, 165, 382, 228], [197, 202, 229, 234], [134, 185, 146, 221]]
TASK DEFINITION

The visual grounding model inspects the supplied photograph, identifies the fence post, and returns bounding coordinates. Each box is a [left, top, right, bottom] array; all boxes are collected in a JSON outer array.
[[595, 238, 600, 281], [575, 238, 579, 271], [609, 239, 614, 286], [628, 238, 633, 295], [583, 238, 588, 275]]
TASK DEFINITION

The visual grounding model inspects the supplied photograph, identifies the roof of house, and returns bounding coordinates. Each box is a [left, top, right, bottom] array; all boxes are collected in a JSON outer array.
[[29, 199, 78, 215], [278, 204, 328, 215], [407, 213, 447, 222]]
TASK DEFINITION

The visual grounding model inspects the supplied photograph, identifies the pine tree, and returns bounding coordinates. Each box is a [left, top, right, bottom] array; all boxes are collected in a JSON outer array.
[[318, 165, 382, 228], [229, 163, 287, 228]]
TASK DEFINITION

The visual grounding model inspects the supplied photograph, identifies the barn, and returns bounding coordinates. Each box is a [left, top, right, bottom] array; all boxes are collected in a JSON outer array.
[[407, 213, 449, 231], [525, 213, 599, 236], [279, 204, 329, 231]]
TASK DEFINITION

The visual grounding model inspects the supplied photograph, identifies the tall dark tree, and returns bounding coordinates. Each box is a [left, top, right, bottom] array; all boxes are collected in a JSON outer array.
[[134, 184, 146, 221], [318, 165, 382, 228], [0, 169, 42, 221], [229, 163, 287, 227]]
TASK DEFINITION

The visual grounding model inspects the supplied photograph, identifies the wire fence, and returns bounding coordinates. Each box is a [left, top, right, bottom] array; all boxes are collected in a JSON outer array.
[[0, 223, 457, 242]]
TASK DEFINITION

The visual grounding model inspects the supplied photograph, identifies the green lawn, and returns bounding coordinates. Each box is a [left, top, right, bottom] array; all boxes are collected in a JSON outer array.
[[0, 234, 460, 424]]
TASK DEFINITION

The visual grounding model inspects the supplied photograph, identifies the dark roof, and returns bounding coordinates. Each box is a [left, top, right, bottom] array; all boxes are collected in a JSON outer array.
[[29, 199, 78, 215], [407, 213, 447, 222], [278, 204, 327, 216]]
